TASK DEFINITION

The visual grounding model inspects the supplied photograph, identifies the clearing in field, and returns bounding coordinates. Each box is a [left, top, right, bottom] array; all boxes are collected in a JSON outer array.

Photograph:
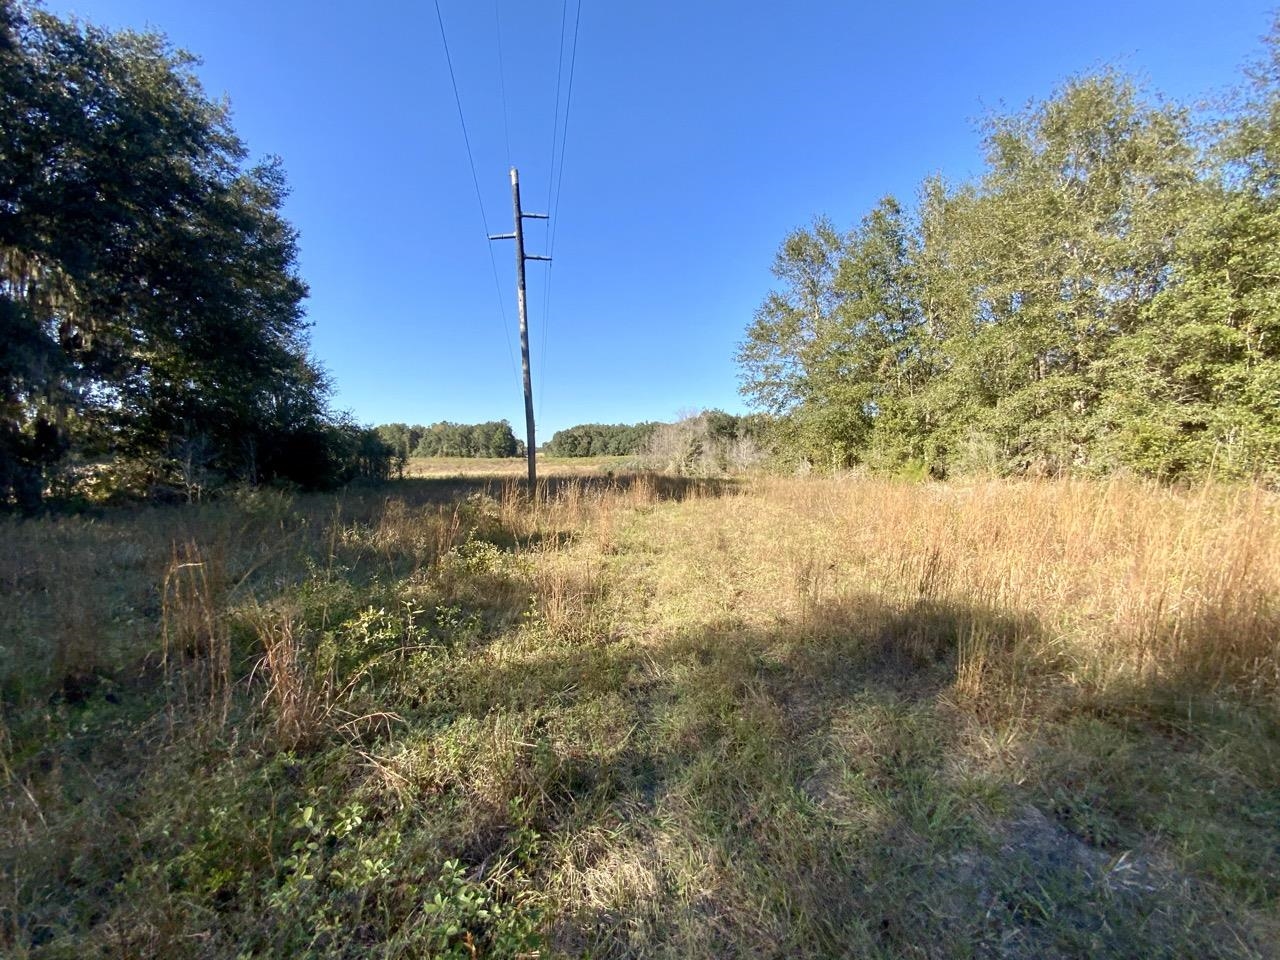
[[402, 455, 636, 480], [2, 464, 1278, 958]]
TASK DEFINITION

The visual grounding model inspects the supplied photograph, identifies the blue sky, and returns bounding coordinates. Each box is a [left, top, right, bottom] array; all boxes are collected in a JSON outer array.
[[44, 0, 1278, 436]]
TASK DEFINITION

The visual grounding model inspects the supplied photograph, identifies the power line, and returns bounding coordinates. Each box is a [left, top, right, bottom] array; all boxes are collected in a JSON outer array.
[[543, 0, 570, 232], [550, 0, 583, 248], [537, 0, 582, 418], [536, 0, 569, 416], [493, 0, 512, 170], [432, 0, 519, 381]]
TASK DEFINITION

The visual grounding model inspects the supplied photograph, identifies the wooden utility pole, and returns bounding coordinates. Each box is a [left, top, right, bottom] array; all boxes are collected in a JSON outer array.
[[489, 166, 549, 490]]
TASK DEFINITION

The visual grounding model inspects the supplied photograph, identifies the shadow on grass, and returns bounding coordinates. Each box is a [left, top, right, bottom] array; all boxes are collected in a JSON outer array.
[[371, 472, 741, 510], [0, 470, 736, 705], [448, 596, 1277, 960], [4, 573, 1276, 958]]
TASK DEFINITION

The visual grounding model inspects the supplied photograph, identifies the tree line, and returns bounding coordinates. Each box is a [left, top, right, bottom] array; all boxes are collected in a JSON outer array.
[[542, 422, 659, 457], [375, 421, 525, 464], [739, 25, 1280, 482], [640, 411, 770, 474], [542, 412, 770, 474], [0, 2, 389, 510]]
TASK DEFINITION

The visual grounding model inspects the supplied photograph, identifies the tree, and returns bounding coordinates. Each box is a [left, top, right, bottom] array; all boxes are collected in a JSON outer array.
[[1093, 27, 1280, 480], [738, 202, 929, 468], [924, 73, 1197, 476], [543, 422, 659, 457], [400, 420, 521, 459], [736, 63, 1280, 481], [0, 2, 373, 506]]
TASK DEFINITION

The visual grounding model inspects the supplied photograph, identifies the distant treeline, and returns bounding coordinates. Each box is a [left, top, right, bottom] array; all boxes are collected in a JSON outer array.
[[1, 4, 390, 510], [543, 422, 659, 457], [378, 415, 766, 471], [376, 422, 525, 462], [641, 411, 770, 475], [543, 412, 770, 474], [739, 28, 1280, 482], [545, 413, 769, 460]]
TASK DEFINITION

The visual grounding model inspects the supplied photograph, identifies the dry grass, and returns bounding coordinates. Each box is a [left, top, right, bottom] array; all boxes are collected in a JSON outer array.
[[249, 607, 332, 750], [404, 454, 634, 479], [614, 475, 1280, 704], [160, 539, 232, 724], [1, 468, 1277, 958]]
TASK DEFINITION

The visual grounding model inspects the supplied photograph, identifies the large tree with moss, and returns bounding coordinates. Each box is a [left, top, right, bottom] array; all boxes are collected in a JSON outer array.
[[0, 1, 382, 507]]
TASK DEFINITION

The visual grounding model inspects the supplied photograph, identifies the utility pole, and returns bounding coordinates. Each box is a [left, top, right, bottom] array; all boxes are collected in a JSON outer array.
[[489, 166, 549, 490]]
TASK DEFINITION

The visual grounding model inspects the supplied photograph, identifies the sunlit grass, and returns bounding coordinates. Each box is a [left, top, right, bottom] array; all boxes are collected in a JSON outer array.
[[403, 454, 635, 479], [1, 468, 1276, 957]]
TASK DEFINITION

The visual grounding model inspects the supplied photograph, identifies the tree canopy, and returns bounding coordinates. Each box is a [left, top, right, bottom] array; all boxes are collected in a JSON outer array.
[[739, 42, 1280, 482], [376, 421, 524, 464], [543, 422, 659, 458], [0, 1, 387, 508]]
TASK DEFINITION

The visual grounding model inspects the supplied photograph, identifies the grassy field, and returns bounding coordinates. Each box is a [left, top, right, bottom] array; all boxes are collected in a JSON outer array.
[[1, 464, 1278, 958], [403, 455, 636, 479]]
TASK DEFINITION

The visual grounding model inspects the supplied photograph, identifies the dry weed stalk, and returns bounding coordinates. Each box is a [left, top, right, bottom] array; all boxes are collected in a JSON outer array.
[[160, 539, 231, 724], [250, 608, 331, 750], [499, 479, 529, 537], [627, 473, 658, 509], [437, 502, 468, 560], [532, 551, 605, 640]]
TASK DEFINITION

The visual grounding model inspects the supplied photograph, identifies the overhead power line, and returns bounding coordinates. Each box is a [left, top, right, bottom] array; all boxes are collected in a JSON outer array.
[[536, 0, 570, 416], [537, 0, 583, 418], [493, 0, 512, 169], [550, 0, 583, 249], [432, 0, 519, 381], [544, 0, 570, 228]]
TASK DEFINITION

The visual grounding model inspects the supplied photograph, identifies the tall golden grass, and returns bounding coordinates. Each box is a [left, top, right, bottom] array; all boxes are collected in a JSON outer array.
[[610, 475, 1279, 707], [2, 472, 1274, 713], [160, 539, 231, 724], [3, 469, 1277, 957], [365, 469, 1280, 713]]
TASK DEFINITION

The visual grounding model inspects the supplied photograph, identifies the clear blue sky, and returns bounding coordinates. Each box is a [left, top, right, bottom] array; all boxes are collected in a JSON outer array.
[[44, 0, 1278, 436]]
